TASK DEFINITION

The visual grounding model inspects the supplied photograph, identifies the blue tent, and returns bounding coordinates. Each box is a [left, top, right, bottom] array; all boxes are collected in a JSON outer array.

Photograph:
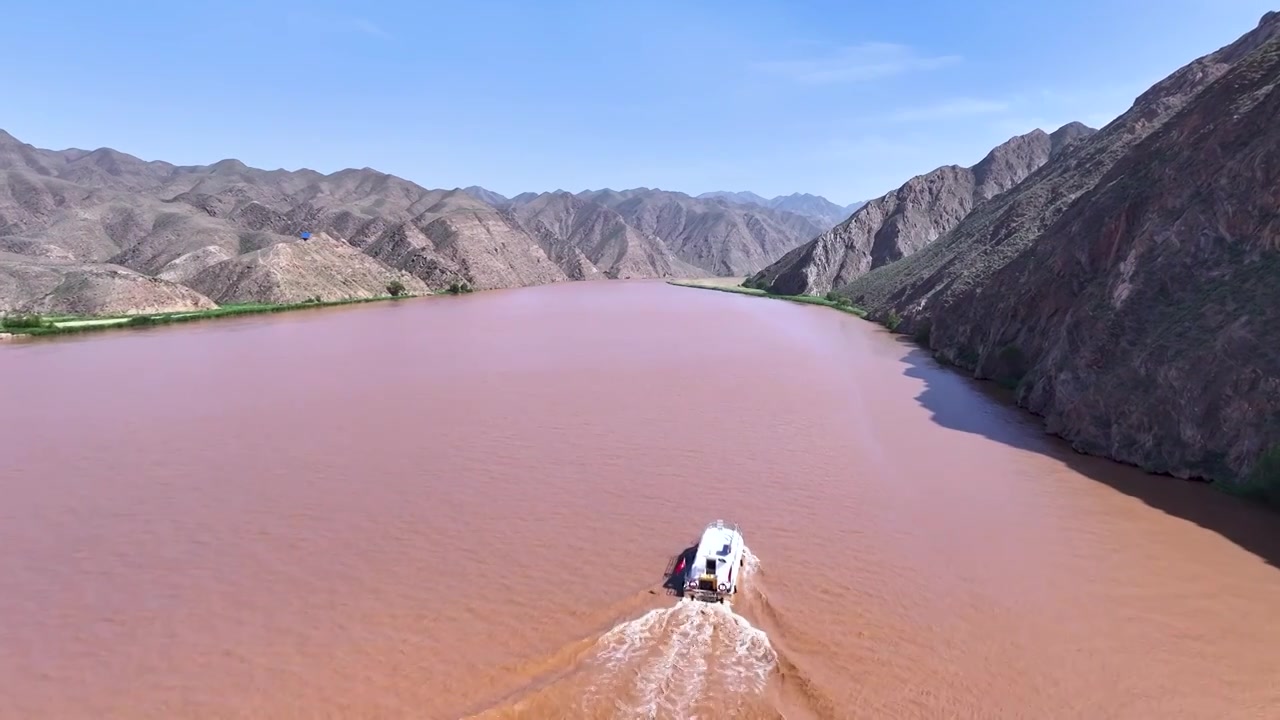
[[300, 232, 312, 240]]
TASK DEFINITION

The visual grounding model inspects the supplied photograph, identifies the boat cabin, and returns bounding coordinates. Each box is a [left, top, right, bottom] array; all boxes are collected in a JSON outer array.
[[684, 520, 745, 602]]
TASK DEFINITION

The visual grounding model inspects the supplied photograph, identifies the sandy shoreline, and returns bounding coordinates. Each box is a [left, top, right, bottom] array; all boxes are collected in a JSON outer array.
[[668, 276, 753, 290]]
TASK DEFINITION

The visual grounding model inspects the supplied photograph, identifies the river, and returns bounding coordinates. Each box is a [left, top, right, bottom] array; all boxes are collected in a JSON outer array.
[[1, 280, 1278, 719]]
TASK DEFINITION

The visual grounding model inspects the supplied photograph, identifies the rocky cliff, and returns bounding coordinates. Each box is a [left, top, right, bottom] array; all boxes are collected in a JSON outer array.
[[842, 12, 1280, 486], [748, 123, 1095, 296]]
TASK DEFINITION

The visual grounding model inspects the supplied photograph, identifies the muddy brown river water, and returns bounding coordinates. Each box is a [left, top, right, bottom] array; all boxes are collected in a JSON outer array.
[[2, 280, 1279, 719]]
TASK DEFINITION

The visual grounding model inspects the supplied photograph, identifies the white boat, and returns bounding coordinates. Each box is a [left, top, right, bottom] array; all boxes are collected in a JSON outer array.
[[683, 520, 745, 603]]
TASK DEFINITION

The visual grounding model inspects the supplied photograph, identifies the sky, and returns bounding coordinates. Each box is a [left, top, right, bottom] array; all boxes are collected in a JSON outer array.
[[1, 0, 1274, 204]]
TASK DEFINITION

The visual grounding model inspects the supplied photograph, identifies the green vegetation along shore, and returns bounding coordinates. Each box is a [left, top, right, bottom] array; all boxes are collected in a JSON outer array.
[[0, 296, 408, 338], [666, 278, 868, 318], [0, 286, 473, 339]]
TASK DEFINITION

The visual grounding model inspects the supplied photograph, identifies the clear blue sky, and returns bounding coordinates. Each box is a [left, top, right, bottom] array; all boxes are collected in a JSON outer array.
[[1, 0, 1273, 204]]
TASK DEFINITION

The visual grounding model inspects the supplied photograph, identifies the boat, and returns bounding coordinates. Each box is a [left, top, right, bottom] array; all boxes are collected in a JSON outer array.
[[683, 520, 745, 603]]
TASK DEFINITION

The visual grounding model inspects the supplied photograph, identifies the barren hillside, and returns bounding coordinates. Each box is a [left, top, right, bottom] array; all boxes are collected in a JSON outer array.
[[747, 123, 1095, 296], [0, 131, 826, 312], [841, 11, 1280, 486]]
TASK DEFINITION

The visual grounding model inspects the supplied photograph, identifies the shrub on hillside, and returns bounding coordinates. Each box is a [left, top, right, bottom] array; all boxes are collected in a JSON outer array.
[[824, 291, 852, 307], [386, 280, 406, 297], [1241, 445, 1280, 508]]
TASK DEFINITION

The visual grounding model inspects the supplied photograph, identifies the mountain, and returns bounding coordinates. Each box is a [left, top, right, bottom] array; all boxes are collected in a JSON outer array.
[[186, 235, 429, 304], [747, 122, 1096, 296], [0, 135, 828, 313], [461, 186, 510, 207], [697, 190, 861, 227], [841, 12, 1280, 487], [766, 193, 859, 227], [698, 190, 770, 206], [507, 192, 702, 279], [583, 189, 826, 276], [504, 188, 825, 276], [357, 189, 570, 291]]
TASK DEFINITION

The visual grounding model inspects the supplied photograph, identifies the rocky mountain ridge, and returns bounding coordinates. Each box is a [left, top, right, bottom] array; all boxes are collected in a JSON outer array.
[[696, 191, 865, 227], [0, 134, 829, 313], [747, 122, 1097, 296], [463, 187, 861, 229], [839, 11, 1280, 488]]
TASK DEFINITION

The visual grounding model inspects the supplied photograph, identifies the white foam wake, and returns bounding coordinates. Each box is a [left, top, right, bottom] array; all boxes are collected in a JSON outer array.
[[577, 546, 776, 718], [742, 545, 762, 580]]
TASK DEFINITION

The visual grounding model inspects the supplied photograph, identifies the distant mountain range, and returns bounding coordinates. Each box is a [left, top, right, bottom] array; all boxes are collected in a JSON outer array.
[[460, 186, 862, 230], [697, 191, 866, 228], [0, 134, 836, 314]]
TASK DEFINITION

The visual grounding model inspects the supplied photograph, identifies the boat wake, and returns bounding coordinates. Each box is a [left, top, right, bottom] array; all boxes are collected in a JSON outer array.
[[583, 596, 777, 717], [469, 548, 784, 719]]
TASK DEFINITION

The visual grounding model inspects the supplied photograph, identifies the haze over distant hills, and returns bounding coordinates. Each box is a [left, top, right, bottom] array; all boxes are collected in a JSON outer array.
[[697, 191, 866, 228], [460, 187, 863, 230]]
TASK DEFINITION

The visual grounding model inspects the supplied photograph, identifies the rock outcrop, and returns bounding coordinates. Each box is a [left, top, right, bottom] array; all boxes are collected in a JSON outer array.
[[843, 12, 1280, 485], [156, 245, 237, 284], [0, 255, 216, 315], [186, 236, 429, 304], [749, 124, 1095, 296]]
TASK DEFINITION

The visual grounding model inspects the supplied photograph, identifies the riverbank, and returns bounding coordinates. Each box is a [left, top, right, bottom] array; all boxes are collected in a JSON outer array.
[[669, 276, 1277, 509], [0, 293, 430, 338], [666, 278, 868, 317]]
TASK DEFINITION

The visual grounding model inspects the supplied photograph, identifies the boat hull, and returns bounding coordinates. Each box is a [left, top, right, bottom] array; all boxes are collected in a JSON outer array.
[[683, 520, 745, 602]]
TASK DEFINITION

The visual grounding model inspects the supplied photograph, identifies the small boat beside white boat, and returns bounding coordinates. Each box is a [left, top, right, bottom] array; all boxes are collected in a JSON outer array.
[[683, 520, 745, 603]]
